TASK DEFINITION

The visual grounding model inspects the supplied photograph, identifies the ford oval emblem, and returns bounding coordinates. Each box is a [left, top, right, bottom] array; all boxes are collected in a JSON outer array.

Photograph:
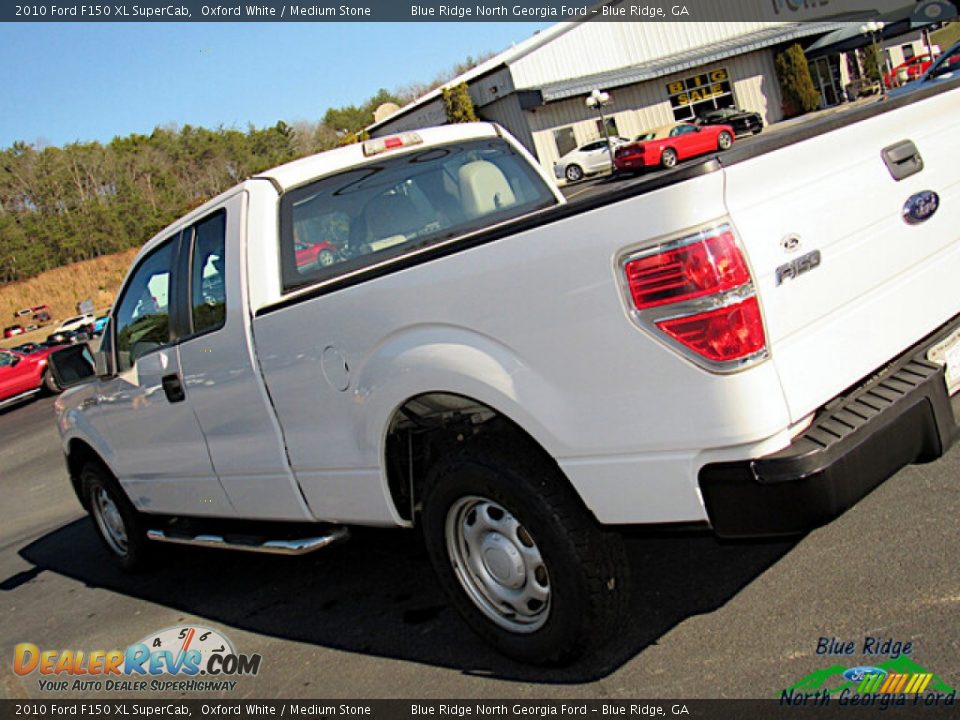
[[903, 190, 939, 225]]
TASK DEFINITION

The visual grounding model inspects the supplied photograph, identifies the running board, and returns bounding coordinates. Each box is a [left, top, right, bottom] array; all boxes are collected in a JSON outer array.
[[146, 527, 349, 555]]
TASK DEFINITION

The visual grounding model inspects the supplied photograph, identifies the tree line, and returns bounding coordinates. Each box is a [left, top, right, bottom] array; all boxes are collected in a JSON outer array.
[[0, 54, 491, 284]]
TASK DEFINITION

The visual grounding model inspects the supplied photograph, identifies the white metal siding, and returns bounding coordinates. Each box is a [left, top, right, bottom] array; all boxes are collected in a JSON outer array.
[[511, 21, 786, 89], [531, 50, 782, 172]]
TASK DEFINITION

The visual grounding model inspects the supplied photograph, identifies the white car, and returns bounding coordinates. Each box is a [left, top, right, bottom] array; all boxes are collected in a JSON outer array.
[[55, 314, 95, 334], [553, 136, 628, 183]]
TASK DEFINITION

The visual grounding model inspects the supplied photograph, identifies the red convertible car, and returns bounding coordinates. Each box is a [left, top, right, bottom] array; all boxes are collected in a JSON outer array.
[[614, 122, 735, 173], [884, 54, 935, 89], [0, 345, 66, 409], [294, 240, 338, 270]]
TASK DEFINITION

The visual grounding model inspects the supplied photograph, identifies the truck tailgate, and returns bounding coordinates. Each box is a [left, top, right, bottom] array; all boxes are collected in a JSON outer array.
[[724, 87, 960, 423]]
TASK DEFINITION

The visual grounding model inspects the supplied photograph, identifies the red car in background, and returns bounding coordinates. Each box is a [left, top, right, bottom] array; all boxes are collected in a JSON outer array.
[[294, 239, 338, 270], [614, 122, 735, 173], [884, 54, 935, 88], [0, 345, 67, 409]]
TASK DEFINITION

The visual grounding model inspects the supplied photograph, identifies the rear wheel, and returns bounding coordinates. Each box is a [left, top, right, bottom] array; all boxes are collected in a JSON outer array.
[[318, 249, 335, 267], [717, 131, 733, 151], [565, 164, 584, 183], [82, 462, 152, 572], [660, 148, 678, 169], [42, 369, 60, 394], [420, 439, 629, 665]]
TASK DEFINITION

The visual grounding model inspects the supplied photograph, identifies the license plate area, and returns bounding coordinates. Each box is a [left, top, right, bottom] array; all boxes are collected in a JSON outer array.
[[927, 328, 960, 396]]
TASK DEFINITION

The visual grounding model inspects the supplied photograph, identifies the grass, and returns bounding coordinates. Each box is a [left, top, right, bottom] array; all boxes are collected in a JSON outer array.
[[0, 249, 137, 348]]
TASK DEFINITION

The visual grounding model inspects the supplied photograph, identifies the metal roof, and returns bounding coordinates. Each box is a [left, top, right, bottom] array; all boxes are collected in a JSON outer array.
[[365, 21, 582, 133], [537, 22, 847, 102]]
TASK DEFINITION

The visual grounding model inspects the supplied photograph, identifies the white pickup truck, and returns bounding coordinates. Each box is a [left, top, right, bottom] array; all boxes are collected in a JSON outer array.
[[53, 82, 960, 664]]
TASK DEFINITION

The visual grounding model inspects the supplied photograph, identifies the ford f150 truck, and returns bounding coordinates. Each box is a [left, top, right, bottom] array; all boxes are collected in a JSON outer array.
[[52, 81, 960, 664]]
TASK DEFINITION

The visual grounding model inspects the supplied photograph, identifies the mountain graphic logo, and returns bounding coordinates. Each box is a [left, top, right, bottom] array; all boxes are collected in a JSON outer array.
[[782, 656, 955, 697]]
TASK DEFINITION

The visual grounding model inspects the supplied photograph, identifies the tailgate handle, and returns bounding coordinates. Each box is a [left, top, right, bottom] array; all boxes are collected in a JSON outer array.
[[882, 140, 923, 181]]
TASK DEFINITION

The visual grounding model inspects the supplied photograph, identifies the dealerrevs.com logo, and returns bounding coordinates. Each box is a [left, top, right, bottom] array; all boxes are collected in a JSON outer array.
[[13, 625, 262, 693]]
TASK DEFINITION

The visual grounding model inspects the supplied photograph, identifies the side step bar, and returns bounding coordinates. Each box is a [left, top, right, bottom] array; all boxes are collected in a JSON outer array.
[[146, 527, 349, 555]]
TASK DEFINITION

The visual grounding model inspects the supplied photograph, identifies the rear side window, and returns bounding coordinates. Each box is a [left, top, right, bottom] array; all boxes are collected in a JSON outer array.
[[279, 138, 557, 292], [114, 239, 175, 372], [190, 211, 227, 335]]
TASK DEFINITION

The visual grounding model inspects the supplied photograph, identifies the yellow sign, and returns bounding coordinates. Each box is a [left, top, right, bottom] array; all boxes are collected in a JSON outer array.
[[667, 68, 732, 109]]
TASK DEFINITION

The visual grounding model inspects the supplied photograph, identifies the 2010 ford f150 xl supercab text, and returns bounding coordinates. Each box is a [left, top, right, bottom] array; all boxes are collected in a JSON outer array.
[[52, 80, 960, 664]]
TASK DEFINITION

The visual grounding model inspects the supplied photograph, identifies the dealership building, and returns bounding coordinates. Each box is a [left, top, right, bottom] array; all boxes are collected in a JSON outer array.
[[367, 12, 937, 175]]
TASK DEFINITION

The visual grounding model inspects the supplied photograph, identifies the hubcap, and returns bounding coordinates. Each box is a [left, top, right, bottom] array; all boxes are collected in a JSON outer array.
[[445, 496, 550, 633], [92, 486, 128, 557]]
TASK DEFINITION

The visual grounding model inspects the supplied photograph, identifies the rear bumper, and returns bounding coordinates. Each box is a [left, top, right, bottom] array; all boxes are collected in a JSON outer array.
[[699, 315, 960, 538]]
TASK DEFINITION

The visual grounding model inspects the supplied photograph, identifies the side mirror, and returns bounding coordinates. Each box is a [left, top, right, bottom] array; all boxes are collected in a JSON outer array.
[[47, 345, 97, 389], [94, 350, 115, 378]]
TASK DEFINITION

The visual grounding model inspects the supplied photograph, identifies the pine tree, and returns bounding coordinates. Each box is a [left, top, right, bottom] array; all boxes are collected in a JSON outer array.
[[775, 44, 822, 117], [442, 83, 478, 124]]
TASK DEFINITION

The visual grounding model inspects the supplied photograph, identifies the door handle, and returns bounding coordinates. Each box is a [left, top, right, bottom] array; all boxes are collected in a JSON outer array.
[[161, 374, 186, 403]]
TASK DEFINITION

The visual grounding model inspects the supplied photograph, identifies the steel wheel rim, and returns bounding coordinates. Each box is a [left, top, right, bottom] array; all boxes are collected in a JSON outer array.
[[92, 486, 128, 557], [663, 150, 677, 167], [565, 166, 582, 182], [719, 133, 732, 149], [445, 495, 550, 633], [319, 251, 335, 267]]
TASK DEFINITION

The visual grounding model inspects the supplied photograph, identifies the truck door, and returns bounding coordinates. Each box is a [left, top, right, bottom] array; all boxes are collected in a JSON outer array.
[[97, 232, 235, 517], [176, 195, 312, 521]]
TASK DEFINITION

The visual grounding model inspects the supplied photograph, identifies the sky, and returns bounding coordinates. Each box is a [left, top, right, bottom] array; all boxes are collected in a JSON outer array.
[[0, 22, 551, 149]]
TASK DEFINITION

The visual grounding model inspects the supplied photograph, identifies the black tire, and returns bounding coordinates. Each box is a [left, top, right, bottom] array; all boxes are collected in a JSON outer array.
[[564, 164, 584, 183], [81, 462, 152, 572], [318, 249, 335, 267], [420, 438, 629, 665], [42, 369, 60, 395], [717, 131, 733, 151], [660, 148, 678, 169]]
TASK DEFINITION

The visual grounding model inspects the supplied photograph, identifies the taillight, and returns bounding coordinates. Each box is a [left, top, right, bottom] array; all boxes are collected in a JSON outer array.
[[620, 223, 766, 370], [362, 132, 423, 157], [625, 229, 749, 310]]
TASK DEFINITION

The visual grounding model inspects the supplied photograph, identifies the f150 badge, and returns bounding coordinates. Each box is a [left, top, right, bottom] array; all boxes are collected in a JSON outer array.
[[902, 190, 939, 225], [775, 249, 821, 286]]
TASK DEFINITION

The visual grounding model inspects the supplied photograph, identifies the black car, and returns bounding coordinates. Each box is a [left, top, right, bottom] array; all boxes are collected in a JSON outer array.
[[45, 329, 89, 346], [695, 107, 763, 136]]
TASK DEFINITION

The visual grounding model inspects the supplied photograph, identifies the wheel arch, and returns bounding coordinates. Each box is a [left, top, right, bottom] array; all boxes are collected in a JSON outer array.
[[381, 390, 581, 526], [65, 438, 112, 511]]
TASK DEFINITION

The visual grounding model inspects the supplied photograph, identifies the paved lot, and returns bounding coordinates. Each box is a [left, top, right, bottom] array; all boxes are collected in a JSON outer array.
[[1, 392, 958, 700]]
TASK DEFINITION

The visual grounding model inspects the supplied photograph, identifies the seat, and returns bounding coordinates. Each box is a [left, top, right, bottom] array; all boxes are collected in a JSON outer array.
[[365, 192, 426, 240], [458, 161, 517, 219]]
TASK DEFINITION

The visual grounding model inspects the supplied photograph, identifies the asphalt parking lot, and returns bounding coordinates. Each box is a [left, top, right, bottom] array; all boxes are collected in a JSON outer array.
[[1, 391, 958, 700]]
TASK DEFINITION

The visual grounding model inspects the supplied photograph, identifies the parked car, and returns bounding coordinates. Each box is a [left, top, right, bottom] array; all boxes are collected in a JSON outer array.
[[553, 136, 629, 183], [0, 345, 68, 408], [884, 53, 935, 89], [32, 305, 52, 323], [51, 99, 960, 665], [46, 329, 90, 346], [3, 325, 25, 338], [614, 122, 735, 173], [294, 240, 338, 270], [54, 313, 96, 335], [889, 41, 960, 97], [694, 106, 763, 136], [93, 315, 110, 336]]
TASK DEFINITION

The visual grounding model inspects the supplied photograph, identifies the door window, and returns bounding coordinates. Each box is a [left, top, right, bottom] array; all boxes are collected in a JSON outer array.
[[190, 211, 227, 335], [113, 239, 175, 372]]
